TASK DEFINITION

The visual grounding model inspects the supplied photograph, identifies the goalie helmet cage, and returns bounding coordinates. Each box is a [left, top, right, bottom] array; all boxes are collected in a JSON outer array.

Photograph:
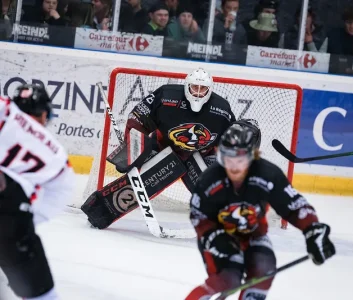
[[83, 68, 302, 225]]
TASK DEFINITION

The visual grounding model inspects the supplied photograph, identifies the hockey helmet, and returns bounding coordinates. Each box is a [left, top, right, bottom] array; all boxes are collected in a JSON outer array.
[[216, 121, 260, 170], [184, 68, 213, 112], [234, 119, 261, 149], [12, 84, 52, 121]]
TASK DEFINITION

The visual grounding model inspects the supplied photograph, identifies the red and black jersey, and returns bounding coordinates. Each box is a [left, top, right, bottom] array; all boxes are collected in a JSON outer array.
[[190, 158, 319, 241], [125, 84, 236, 160]]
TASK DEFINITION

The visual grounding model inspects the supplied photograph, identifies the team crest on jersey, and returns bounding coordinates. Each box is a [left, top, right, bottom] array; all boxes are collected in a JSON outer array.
[[168, 123, 217, 151]]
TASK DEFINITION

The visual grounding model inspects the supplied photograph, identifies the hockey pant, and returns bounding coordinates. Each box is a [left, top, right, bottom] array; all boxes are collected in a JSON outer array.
[[185, 235, 276, 300], [0, 173, 55, 299], [82, 150, 213, 229]]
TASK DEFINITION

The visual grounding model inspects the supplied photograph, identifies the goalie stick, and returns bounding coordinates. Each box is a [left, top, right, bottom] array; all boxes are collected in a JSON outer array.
[[128, 167, 196, 239], [96, 82, 124, 143], [272, 139, 353, 163], [209, 255, 309, 300]]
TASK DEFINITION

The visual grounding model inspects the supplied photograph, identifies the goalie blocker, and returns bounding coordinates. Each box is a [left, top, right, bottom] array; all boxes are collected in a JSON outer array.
[[82, 144, 207, 229]]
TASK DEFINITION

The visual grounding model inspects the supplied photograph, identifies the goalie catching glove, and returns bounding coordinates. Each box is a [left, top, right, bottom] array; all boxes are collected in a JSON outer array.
[[304, 222, 335, 265]]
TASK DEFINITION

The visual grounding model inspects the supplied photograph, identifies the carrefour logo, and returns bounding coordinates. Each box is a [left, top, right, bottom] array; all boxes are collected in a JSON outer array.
[[298, 53, 317, 68]]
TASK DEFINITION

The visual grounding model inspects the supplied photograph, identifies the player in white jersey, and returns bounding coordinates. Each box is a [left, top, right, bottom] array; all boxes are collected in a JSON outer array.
[[0, 84, 75, 300]]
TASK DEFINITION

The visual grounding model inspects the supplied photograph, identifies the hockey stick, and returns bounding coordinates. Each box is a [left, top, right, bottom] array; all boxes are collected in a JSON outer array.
[[128, 167, 196, 239], [209, 255, 309, 300], [96, 82, 124, 143], [272, 139, 353, 163]]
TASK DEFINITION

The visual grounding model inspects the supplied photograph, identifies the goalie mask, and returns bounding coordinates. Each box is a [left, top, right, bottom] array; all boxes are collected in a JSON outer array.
[[217, 121, 260, 171], [12, 84, 52, 121], [184, 68, 213, 112]]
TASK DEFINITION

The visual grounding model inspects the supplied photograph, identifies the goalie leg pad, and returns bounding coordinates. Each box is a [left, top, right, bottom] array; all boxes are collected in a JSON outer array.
[[81, 175, 138, 229], [139, 146, 187, 197], [82, 147, 187, 229]]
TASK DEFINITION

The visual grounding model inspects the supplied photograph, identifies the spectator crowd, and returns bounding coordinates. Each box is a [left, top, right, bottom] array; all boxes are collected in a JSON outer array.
[[0, 0, 352, 56]]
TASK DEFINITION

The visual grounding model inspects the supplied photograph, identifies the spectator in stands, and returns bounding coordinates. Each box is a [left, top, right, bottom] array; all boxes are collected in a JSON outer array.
[[66, 0, 93, 28], [186, 0, 209, 28], [167, 4, 205, 42], [91, 0, 112, 30], [144, 0, 208, 28], [142, 0, 155, 11], [327, 6, 353, 55], [282, 7, 327, 52], [1, 0, 16, 23], [165, 0, 178, 21], [248, 12, 279, 48], [22, 0, 67, 26], [142, 2, 169, 36], [142, 0, 178, 20], [256, 0, 277, 15], [243, 0, 280, 46], [215, 0, 222, 15], [119, 0, 149, 33], [202, 0, 247, 46], [0, 0, 15, 40]]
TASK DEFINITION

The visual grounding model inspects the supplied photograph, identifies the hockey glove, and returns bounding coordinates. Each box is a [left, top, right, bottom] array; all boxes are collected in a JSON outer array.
[[218, 203, 258, 235], [202, 229, 243, 261], [303, 222, 336, 265]]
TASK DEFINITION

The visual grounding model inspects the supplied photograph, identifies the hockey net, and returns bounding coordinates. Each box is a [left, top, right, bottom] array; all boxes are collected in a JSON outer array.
[[82, 68, 302, 224]]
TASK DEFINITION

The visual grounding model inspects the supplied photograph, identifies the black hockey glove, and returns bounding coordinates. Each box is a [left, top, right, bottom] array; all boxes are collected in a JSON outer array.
[[303, 222, 335, 265], [202, 229, 243, 261]]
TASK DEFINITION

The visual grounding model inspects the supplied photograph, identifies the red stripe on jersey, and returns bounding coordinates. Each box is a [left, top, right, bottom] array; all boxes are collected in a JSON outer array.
[[0, 97, 11, 132], [30, 185, 41, 204], [0, 121, 5, 131], [162, 102, 178, 107], [30, 193, 37, 203], [203, 251, 218, 274]]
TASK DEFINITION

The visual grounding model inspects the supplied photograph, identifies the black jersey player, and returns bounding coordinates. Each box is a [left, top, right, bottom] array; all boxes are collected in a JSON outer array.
[[185, 121, 335, 300], [82, 68, 238, 229]]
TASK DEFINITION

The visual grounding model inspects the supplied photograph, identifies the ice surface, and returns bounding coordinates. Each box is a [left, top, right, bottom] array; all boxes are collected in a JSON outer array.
[[1, 175, 352, 300]]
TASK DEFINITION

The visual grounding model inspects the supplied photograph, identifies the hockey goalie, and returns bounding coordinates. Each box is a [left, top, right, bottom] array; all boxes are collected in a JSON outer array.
[[82, 68, 258, 231]]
